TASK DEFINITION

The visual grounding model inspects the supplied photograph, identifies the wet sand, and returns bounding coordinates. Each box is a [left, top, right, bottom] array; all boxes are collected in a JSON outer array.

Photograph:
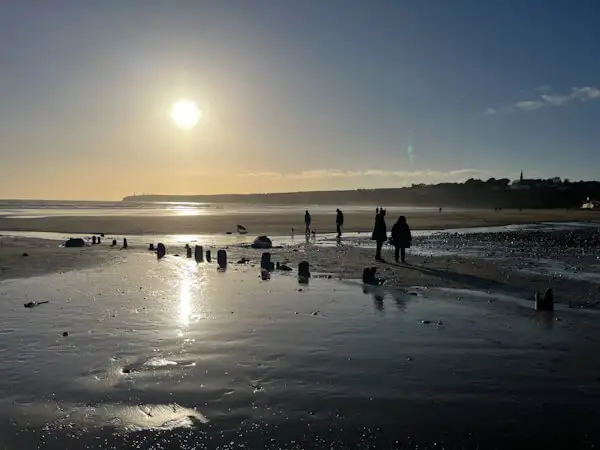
[[1, 208, 599, 235], [1, 255, 600, 448], [3, 224, 599, 308], [0, 236, 120, 281]]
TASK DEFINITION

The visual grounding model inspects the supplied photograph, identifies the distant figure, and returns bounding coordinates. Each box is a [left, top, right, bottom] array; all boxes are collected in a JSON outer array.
[[391, 215, 412, 263], [304, 210, 311, 235], [336, 209, 344, 238], [438, 207, 442, 213], [371, 208, 387, 261]]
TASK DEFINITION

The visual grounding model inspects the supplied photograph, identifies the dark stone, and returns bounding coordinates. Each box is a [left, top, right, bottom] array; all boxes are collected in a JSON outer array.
[[535, 288, 554, 311], [298, 261, 310, 278], [112, 239, 117, 246], [186, 246, 192, 258], [92, 236, 97, 245], [260, 269, 271, 281], [237, 257, 249, 264], [97, 237, 101, 244], [206, 250, 212, 262], [62, 332, 69, 337], [276, 262, 292, 271], [65, 238, 85, 248], [298, 261, 310, 284], [261, 253, 274, 271], [123, 238, 128, 249], [148, 243, 155, 251], [157, 243, 166, 259], [362, 267, 384, 286], [251, 236, 272, 249], [194, 245, 204, 262], [22, 252, 29, 257], [217, 249, 227, 269]]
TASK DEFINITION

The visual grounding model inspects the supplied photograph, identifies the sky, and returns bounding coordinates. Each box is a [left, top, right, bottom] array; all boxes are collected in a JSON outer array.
[[1, 0, 600, 200]]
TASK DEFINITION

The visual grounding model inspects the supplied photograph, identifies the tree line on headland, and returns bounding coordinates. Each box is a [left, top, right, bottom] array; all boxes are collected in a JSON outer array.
[[122, 178, 600, 209]]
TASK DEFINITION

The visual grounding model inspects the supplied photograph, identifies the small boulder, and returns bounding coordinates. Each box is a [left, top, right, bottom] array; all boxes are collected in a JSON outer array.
[[186, 246, 192, 258], [148, 243, 155, 251], [156, 243, 166, 259], [22, 252, 29, 257], [65, 238, 85, 248], [206, 250, 212, 262], [122, 238, 128, 249], [535, 288, 554, 311], [62, 332, 69, 337], [362, 267, 384, 286], [111, 239, 117, 246], [251, 236, 272, 249], [276, 262, 293, 271]]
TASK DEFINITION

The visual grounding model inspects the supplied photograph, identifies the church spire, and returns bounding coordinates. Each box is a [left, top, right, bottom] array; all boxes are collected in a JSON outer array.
[[520, 170, 524, 183]]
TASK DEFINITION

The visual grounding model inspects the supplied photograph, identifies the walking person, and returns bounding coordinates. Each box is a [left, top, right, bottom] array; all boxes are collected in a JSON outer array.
[[304, 210, 312, 235], [371, 207, 387, 261], [391, 215, 412, 263], [336, 208, 344, 238]]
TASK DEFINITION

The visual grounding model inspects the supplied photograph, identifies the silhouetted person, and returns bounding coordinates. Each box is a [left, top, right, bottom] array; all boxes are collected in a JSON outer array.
[[336, 209, 344, 238], [304, 210, 311, 235], [391, 215, 412, 263], [371, 208, 387, 261]]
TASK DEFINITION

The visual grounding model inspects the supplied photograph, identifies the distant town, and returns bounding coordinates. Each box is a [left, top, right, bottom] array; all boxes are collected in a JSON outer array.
[[123, 172, 600, 209]]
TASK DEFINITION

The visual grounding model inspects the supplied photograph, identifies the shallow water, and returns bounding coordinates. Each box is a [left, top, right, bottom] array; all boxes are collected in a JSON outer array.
[[1, 255, 600, 448], [0, 200, 446, 219]]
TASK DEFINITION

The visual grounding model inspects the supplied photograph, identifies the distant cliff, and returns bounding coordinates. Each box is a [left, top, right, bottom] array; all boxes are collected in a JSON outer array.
[[122, 179, 600, 209]]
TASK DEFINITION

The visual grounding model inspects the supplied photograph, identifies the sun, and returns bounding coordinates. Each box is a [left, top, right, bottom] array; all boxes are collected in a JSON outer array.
[[170, 99, 202, 130]]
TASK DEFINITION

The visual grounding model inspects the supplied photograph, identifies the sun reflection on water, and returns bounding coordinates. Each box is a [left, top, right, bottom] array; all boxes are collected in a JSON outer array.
[[176, 261, 209, 332], [179, 278, 192, 327]]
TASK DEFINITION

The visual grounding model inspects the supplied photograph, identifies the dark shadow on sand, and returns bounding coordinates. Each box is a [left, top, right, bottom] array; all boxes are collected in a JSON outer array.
[[403, 262, 528, 297]]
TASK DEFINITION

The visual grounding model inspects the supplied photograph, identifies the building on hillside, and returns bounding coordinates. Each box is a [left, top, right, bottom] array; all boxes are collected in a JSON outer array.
[[582, 197, 600, 209], [510, 170, 531, 190]]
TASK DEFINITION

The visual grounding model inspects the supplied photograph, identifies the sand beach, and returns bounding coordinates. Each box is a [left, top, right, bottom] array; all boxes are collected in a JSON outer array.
[[1, 210, 600, 448]]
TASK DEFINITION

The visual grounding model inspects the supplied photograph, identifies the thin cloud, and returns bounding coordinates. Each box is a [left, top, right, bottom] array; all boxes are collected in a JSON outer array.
[[487, 85, 600, 114], [514, 100, 545, 111]]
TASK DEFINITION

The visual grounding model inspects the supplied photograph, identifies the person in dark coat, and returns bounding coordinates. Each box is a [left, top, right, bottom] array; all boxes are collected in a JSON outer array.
[[336, 208, 344, 238], [371, 208, 387, 261], [391, 215, 412, 263], [304, 210, 311, 235]]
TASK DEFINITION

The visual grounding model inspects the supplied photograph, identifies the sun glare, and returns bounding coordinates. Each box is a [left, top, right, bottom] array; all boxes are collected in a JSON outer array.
[[170, 99, 202, 130]]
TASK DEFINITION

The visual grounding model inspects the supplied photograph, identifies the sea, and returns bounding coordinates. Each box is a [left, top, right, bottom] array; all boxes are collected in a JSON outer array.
[[0, 199, 446, 219]]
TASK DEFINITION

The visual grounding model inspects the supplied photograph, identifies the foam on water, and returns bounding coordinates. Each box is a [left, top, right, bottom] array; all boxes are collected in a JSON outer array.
[[1, 254, 600, 447]]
